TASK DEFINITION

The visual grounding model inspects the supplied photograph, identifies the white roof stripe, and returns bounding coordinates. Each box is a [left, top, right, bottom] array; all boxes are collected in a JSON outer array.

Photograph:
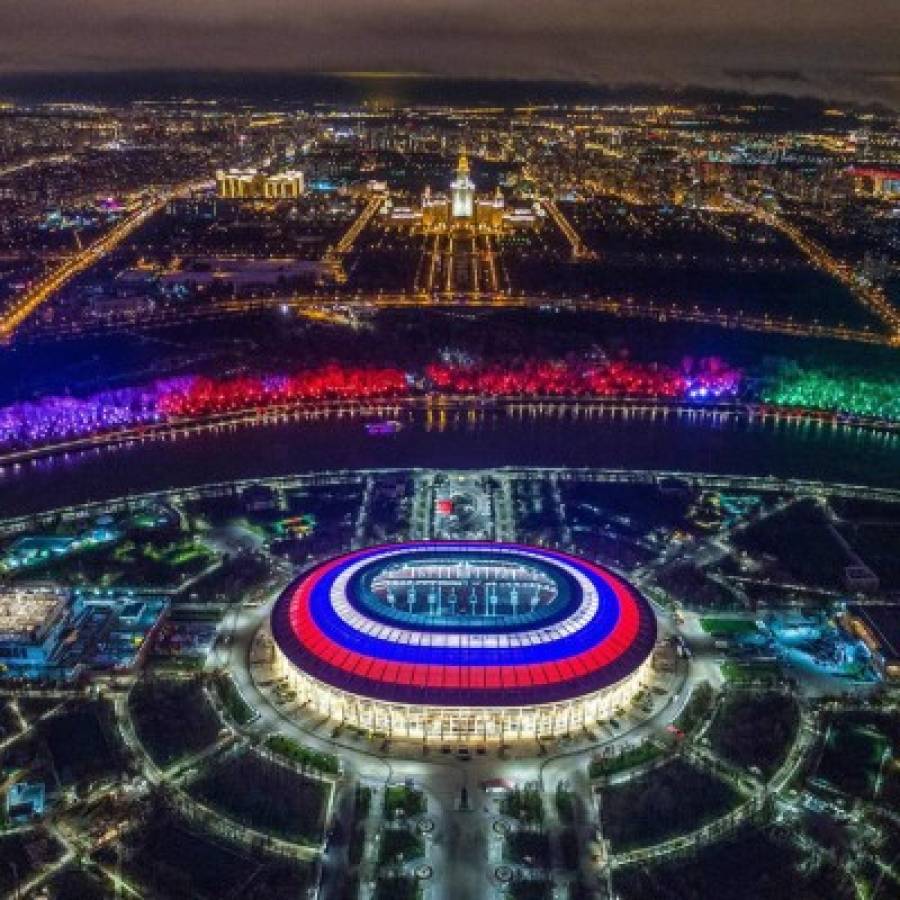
[[324, 545, 602, 650]]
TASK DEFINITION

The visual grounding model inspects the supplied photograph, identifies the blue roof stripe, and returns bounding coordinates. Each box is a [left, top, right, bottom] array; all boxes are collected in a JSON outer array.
[[305, 542, 622, 666]]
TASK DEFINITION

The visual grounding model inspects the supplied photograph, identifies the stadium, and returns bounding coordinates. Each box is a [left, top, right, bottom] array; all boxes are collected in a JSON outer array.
[[270, 542, 658, 743]]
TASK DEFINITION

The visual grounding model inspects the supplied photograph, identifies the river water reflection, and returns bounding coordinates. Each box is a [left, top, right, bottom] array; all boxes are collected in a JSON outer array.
[[0, 405, 897, 515]]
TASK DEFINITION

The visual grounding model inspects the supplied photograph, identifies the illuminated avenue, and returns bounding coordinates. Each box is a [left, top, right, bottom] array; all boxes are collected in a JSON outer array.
[[729, 196, 900, 338], [0, 179, 209, 341]]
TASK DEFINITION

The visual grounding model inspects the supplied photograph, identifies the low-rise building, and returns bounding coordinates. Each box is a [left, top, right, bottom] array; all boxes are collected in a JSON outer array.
[[6, 781, 45, 823], [0, 585, 70, 672], [0, 585, 168, 680], [841, 603, 900, 680]]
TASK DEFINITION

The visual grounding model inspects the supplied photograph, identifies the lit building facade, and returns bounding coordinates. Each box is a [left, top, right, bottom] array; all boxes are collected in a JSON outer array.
[[0, 584, 168, 679], [849, 167, 900, 200], [415, 151, 508, 233], [842, 603, 900, 680], [216, 168, 305, 199]]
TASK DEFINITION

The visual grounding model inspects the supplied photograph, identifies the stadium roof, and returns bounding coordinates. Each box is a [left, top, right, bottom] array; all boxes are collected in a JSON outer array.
[[272, 542, 657, 707]]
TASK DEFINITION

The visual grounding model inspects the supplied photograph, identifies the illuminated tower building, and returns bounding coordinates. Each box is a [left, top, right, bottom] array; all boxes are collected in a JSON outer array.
[[451, 149, 475, 220]]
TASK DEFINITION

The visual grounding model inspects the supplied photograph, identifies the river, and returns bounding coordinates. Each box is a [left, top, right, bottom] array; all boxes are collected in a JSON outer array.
[[0, 405, 897, 516]]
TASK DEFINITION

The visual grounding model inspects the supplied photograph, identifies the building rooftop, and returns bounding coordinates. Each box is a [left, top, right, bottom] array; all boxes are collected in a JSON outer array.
[[6, 781, 45, 822], [0, 587, 68, 643], [847, 603, 900, 662]]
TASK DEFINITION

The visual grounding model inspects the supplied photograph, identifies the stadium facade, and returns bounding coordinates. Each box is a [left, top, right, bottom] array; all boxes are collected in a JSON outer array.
[[270, 542, 657, 742]]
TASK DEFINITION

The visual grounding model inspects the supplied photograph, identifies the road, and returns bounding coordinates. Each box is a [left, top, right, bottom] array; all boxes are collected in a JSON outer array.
[[0, 178, 210, 341], [20, 288, 894, 346], [728, 195, 900, 340]]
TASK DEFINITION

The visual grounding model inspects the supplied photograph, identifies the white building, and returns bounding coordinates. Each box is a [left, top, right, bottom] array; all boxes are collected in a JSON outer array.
[[216, 168, 305, 200], [450, 150, 475, 220]]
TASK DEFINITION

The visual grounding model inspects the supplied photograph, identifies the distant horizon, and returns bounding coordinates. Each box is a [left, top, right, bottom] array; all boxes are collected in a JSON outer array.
[[3, 2, 898, 110], [0, 69, 895, 114]]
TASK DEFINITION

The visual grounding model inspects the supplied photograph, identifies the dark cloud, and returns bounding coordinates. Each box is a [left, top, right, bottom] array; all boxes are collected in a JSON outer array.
[[0, 1, 897, 106]]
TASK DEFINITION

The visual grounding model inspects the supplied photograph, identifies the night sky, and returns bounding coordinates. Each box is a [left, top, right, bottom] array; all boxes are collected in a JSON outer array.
[[1, 1, 898, 106]]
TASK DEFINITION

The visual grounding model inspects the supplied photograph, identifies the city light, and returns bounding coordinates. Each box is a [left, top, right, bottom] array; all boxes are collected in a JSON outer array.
[[0, 359, 746, 454], [761, 368, 900, 421]]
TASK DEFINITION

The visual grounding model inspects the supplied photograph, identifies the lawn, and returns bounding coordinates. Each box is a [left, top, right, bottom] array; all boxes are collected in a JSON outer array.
[[0, 830, 63, 893], [123, 814, 258, 900], [559, 826, 579, 870], [265, 734, 340, 775], [674, 681, 714, 736], [734, 499, 852, 589], [39, 700, 127, 790], [0, 699, 21, 742], [373, 875, 420, 900], [700, 617, 758, 636], [189, 750, 328, 845], [378, 826, 424, 865], [814, 712, 897, 804], [384, 784, 427, 819], [560, 482, 695, 538], [11, 536, 214, 589], [600, 759, 742, 851], [708, 691, 799, 777], [44, 867, 113, 900], [185, 552, 270, 604], [212, 673, 257, 726], [655, 562, 737, 608], [129, 677, 222, 767], [590, 741, 666, 779], [500, 787, 544, 825], [505, 830, 551, 867], [721, 661, 782, 686], [555, 786, 575, 823], [842, 523, 900, 589], [16, 696, 61, 722], [508, 880, 552, 900], [240, 860, 312, 900], [615, 825, 854, 900]]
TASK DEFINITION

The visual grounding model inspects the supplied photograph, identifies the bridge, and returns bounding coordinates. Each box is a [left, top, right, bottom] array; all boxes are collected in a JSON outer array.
[[2, 464, 899, 540]]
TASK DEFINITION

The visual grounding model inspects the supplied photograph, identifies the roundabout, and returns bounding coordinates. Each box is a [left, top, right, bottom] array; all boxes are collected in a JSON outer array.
[[269, 541, 658, 743]]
